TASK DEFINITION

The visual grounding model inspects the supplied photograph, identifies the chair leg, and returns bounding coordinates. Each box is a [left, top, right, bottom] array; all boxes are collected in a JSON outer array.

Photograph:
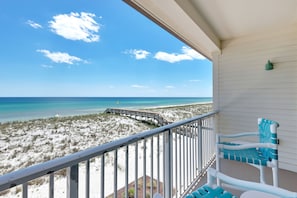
[[259, 165, 266, 184], [216, 153, 221, 186], [272, 166, 278, 187]]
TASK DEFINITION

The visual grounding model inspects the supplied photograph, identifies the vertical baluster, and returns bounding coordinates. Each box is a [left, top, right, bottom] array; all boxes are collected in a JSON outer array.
[[208, 119, 211, 162], [207, 119, 210, 164], [67, 164, 79, 198], [86, 160, 90, 198], [203, 119, 207, 165], [179, 128, 182, 196], [209, 119, 212, 160], [182, 126, 185, 192], [125, 146, 129, 198], [207, 119, 210, 163], [195, 121, 198, 176], [22, 182, 28, 198], [135, 142, 138, 198], [209, 118, 213, 161], [204, 119, 206, 161], [213, 115, 216, 154], [150, 137, 154, 197], [49, 172, 54, 198], [211, 117, 214, 158], [143, 139, 147, 198], [114, 150, 118, 198], [174, 128, 179, 197], [193, 122, 196, 179], [204, 120, 208, 163], [163, 133, 166, 196], [204, 119, 207, 164], [186, 124, 189, 187], [212, 117, 215, 158], [201, 119, 204, 165], [192, 122, 196, 180], [157, 134, 160, 194], [189, 123, 192, 183], [101, 155, 105, 198], [189, 124, 191, 185]]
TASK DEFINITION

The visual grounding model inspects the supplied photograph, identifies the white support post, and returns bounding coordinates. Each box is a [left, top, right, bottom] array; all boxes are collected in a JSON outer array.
[[164, 130, 173, 198], [198, 120, 203, 172]]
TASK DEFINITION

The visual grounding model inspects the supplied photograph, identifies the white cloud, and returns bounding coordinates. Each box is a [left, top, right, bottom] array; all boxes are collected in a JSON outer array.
[[154, 46, 206, 63], [26, 20, 42, 29], [154, 52, 190, 63], [125, 49, 150, 60], [49, 12, 100, 42], [165, 85, 175, 89], [37, 49, 83, 64], [131, 84, 148, 88], [181, 46, 205, 60]]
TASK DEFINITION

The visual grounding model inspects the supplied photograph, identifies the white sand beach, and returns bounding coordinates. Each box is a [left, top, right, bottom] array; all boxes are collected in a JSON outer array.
[[0, 103, 212, 197]]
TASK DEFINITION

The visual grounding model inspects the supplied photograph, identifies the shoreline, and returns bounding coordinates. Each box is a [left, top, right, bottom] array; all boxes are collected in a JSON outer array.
[[0, 97, 212, 124], [141, 101, 212, 109], [0, 101, 212, 124]]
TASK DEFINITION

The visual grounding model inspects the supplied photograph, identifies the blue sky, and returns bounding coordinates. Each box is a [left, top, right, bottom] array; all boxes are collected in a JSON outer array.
[[0, 0, 212, 97]]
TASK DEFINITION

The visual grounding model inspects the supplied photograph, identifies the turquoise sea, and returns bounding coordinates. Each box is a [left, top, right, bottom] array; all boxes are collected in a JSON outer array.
[[0, 97, 212, 123]]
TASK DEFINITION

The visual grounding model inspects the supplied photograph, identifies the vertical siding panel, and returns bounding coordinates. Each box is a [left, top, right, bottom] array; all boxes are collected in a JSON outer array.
[[217, 26, 297, 172]]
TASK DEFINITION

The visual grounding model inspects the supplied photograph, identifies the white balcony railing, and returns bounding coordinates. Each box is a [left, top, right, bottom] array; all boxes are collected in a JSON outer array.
[[0, 111, 218, 198]]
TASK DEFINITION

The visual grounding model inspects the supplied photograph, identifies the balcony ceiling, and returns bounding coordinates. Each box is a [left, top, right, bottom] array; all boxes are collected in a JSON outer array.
[[124, 0, 297, 60]]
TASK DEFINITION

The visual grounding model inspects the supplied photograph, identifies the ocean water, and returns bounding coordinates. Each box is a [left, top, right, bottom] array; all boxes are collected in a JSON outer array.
[[0, 97, 212, 123]]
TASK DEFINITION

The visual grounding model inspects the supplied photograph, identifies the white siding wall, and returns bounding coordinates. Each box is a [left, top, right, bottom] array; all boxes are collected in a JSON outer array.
[[214, 26, 297, 172]]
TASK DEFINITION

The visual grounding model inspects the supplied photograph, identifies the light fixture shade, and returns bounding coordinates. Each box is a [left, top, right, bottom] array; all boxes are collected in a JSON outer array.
[[265, 60, 274, 70]]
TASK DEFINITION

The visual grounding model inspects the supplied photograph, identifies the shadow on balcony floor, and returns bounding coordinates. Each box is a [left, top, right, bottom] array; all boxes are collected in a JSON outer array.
[[194, 159, 297, 197]]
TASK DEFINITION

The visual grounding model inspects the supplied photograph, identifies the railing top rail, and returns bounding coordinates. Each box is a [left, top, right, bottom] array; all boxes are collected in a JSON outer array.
[[0, 111, 218, 191]]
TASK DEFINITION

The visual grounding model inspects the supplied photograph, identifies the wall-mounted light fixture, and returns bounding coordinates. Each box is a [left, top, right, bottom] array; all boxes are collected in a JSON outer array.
[[265, 60, 274, 70]]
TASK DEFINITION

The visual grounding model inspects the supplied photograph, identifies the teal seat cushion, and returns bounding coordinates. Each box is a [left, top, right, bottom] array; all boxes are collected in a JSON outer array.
[[185, 185, 236, 198], [221, 142, 270, 166]]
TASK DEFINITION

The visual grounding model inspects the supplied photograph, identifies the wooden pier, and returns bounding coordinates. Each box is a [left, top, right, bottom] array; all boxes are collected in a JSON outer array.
[[104, 108, 171, 127], [104, 109, 206, 138]]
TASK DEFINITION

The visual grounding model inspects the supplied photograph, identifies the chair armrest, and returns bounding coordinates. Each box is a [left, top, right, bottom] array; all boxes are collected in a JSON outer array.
[[217, 132, 258, 139], [217, 142, 277, 150], [207, 168, 297, 197]]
